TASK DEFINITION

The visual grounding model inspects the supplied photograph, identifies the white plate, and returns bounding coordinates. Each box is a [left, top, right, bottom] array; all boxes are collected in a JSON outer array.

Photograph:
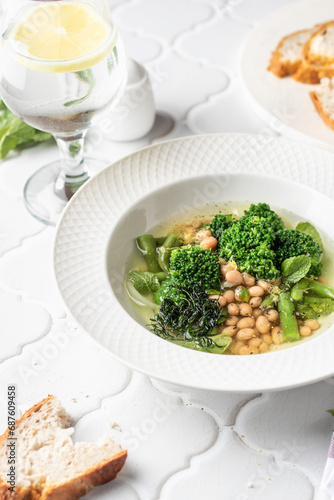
[[241, 0, 334, 153], [54, 134, 334, 392]]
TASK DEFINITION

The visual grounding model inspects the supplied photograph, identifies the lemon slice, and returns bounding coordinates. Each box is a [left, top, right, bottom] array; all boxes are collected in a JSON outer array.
[[9, 1, 115, 73]]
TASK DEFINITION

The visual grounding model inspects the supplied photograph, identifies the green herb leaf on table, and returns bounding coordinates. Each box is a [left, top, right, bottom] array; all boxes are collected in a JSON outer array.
[[296, 222, 323, 250], [0, 101, 52, 159], [127, 270, 160, 295], [327, 409, 334, 417], [281, 255, 312, 283]]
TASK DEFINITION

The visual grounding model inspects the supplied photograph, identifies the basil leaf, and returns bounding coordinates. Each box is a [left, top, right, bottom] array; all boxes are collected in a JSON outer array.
[[281, 255, 312, 283], [296, 222, 323, 250], [128, 270, 160, 295]]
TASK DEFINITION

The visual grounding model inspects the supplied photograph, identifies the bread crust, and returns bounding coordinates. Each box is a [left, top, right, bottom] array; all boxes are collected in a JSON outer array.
[[310, 90, 334, 131], [303, 21, 334, 66], [268, 28, 314, 78], [0, 396, 127, 500]]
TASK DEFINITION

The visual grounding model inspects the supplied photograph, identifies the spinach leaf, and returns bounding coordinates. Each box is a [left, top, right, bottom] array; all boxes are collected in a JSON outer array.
[[281, 255, 312, 284], [296, 222, 323, 250], [173, 335, 231, 354], [128, 270, 160, 295]]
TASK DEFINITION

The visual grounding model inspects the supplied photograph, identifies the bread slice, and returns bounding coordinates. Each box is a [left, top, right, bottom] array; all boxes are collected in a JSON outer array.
[[303, 21, 334, 66], [310, 77, 334, 131], [292, 61, 334, 84], [268, 28, 317, 78], [0, 395, 127, 500]]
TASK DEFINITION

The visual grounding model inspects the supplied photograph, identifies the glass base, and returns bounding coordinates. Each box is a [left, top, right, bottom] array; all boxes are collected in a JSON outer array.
[[23, 158, 106, 226]]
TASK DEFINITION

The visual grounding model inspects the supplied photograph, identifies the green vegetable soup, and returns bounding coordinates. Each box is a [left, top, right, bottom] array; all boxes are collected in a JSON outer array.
[[124, 202, 334, 355]]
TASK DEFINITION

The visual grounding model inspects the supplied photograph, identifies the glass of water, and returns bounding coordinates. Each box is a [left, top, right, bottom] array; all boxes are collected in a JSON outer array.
[[0, 0, 127, 225]]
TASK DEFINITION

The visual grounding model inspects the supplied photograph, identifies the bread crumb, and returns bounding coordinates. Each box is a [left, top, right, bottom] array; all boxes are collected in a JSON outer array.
[[109, 421, 121, 432]]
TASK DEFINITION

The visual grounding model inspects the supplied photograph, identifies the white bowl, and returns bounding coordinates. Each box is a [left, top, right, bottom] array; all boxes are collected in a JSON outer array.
[[54, 133, 334, 392]]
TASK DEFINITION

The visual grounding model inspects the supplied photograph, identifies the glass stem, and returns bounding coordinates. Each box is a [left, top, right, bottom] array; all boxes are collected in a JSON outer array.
[[54, 132, 89, 201]]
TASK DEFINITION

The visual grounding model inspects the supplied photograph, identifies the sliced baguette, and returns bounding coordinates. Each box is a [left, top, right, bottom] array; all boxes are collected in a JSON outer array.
[[0, 395, 127, 500], [303, 21, 334, 66], [310, 77, 334, 131], [292, 61, 334, 84], [268, 28, 317, 78]]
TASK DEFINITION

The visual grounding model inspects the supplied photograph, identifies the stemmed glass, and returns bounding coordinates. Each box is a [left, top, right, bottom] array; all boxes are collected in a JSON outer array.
[[0, 0, 127, 225]]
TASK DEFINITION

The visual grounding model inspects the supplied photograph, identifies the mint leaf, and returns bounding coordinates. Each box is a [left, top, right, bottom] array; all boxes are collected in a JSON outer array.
[[0, 101, 52, 159], [281, 255, 312, 284], [128, 270, 160, 295], [327, 409, 334, 417], [296, 222, 323, 250]]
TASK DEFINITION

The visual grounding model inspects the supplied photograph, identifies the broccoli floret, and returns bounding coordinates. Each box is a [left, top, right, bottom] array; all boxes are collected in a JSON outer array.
[[275, 229, 323, 277], [169, 246, 220, 289], [154, 278, 186, 305], [218, 203, 283, 280], [209, 214, 234, 239]]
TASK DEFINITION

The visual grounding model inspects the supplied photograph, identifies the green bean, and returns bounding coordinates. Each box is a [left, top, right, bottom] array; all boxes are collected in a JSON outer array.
[[292, 278, 334, 300], [136, 235, 161, 273], [261, 295, 274, 308], [157, 233, 181, 273], [155, 236, 167, 246], [278, 292, 300, 342]]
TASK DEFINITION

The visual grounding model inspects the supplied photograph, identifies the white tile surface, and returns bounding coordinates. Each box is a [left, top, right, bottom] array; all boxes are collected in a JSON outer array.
[[0, 0, 333, 499]]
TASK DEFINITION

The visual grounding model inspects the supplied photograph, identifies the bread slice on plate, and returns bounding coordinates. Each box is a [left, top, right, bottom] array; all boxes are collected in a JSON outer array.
[[310, 77, 334, 131], [292, 61, 334, 84], [268, 28, 317, 78], [303, 21, 334, 66], [0, 395, 127, 500]]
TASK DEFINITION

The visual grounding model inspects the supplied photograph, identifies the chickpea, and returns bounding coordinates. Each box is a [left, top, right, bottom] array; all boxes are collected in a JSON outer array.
[[300, 326, 312, 336], [227, 303, 240, 316], [223, 290, 235, 303], [219, 257, 227, 265], [272, 326, 284, 345], [196, 229, 211, 240], [256, 315, 271, 334], [261, 333, 273, 345], [243, 273, 255, 287], [304, 319, 320, 330], [239, 345, 259, 355], [208, 295, 226, 307], [222, 326, 238, 337], [248, 337, 262, 347], [248, 286, 265, 297], [259, 342, 268, 353], [237, 317, 255, 329], [192, 220, 202, 229], [200, 237, 218, 250], [222, 264, 236, 275], [257, 279, 271, 291], [265, 309, 279, 322], [236, 328, 256, 341], [225, 316, 239, 326], [239, 303, 253, 316], [252, 308, 263, 319], [225, 270, 243, 285], [232, 341, 246, 355], [249, 296, 262, 308], [318, 277, 327, 285]]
